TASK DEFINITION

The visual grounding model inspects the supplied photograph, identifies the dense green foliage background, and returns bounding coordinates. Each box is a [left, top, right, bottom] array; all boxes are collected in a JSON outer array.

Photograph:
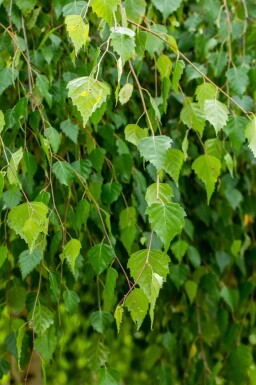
[[0, 0, 256, 384]]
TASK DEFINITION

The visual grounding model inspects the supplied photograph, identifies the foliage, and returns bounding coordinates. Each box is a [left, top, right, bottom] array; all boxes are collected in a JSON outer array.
[[0, 0, 256, 384]]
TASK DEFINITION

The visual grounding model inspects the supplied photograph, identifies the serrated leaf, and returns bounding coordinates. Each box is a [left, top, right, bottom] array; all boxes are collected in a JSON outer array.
[[125, 288, 149, 330], [192, 154, 221, 204], [138, 135, 172, 172], [7, 147, 23, 186], [29, 303, 54, 335], [71, 159, 91, 181], [224, 116, 246, 152], [16, 325, 25, 371], [164, 148, 184, 186], [19, 249, 43, 279], [119, 83, 133, 104], [111, 33, 136, 63], [204, 99, 229, 135], [86, 338, 109, 369], [65, 15, 89, 55], [145, 183, 173, 205], [196, 82, 216, 109], [35, 326, 57, 363], [60, 119, 79, 144], [180, 101, 205, 136], [124, 124, 148, 146], [67, 77, 111, 126], [146, 202, 186, 250], [0, 110, 5, 134], [245, 117, 256, 157], [88, 243, 115, 275], [152, 0, 182, 19], [226, 67, 249, 96], [149, 95, 161, 123], [63, 290, 80, 315], [8, 202, 49, 252], [114, 305, 124, 333], [123, 0, 146, 22], [90, 0, 118, 25], [0, 67, 19, 95], [99, 367, 120, 385], [52, 160, 74, 187], [62, 239, 81, 275], [90, 310, 113, 333], [44, 126, 61, 154], [128, 249, 170, 327], [103, 267, 118, 312], [172, 60, 185, 93]]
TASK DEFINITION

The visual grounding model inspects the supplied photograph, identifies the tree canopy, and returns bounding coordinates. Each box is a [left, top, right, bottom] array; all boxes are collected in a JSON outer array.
[[0, 0, 256, 384]]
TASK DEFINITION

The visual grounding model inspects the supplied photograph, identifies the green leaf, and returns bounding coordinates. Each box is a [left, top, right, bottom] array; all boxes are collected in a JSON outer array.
[[171, 239, 188, 263], [245, 117, 256, 157], [90, 310, 113, 333], [145, 25, 167, 57], [90, 0, 118, 25], [184, 280, 198, 304], [120, 225, 137, 254], [8, 202, 49, 252], [0, 171, 5, 198], [16, 325, 25, 371], [192, 154, 221, 204], [146, 202, 186, 250], [44, 126, 61, 153], [124, 124, 148, 146], [0, 110, 5, 134], [0, 67, 19, 95], [22, 151, 37, 180], [67, 77, 111, 126], [88, 243, 115, 275], [224, 116, 246, 152], [71, 159, 92, 181], [180, 101, 205, 136], [7, 147, 23, 186], [119, 207, 137, 229], [125, 288, 149, 330], [61, 239, 82, 275], [35, 74, 52, 107], [128, 249, 170, 326], [172, 60, 185, 93], [226, 67, 249, 96], [152, 0, 182, 20], [99, 367, 120, 385], [138, 135, 172, 172], [220, 286, 235, 312], [145, 183, 173, 205], [52, 160, 74, 187], [29, 303, 54, 335], [15, 0, 36, 13], [119, 83, 133, 104], [75, 199, 90, 231], [204, 99, 229, 135], [114, 305, 124, 333], [224, 153, 234, 178], [19, 249, 43, 279], [195, 82, 216, 109], [103, 267, 118, 312], [102, 182, 122, 205], [60, 119, 79, 144], [111, 33, 136, 63], [228, 345, 252, 385], [157, 54, 172, 80], [65, 15, 89, 56], [63, 290, 80, 315], [164, 148, 184, 186], [123, 0, 146, 22], [35, 326, 57, 363], [0, 245, 8, 268]]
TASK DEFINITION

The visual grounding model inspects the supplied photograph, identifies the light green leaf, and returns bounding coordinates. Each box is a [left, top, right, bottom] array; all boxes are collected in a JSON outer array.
[[103, 268, 118, 312], [90, 310, 113, 333], [90, 0, 118, 25], [62, 1, 87, 17], [16, 325, 25, 371], [123, 0, 146, 22], [125, 288, 149, 330], [0, 171, 5, 198], [8, 202, 49, 252], [180, 101, 205, 136], [192, 154, 221, 204], [88, 243, 115, 275], [29, 303, 54, 335], [125, 124, 148, 146], [171, 239, 188, 263], [145, 183, 173, 205], [0, 110, 5, 134], [245, 117, 256, 157], [114, 305, 124, 333], [152, 0, 182, 19], [60, 119, 79, 144], [65, 15, 89, 55], [67, 76, 111, 126], [61, 239, 82, 275], [128, 249, 170, 326], [63, 290, 80, 315], [110, 27, 135, 38], [185, 280, 198, 304], [149, 95, 161, 123], [182, 131, 189, 161], [120, 225, 137, 254], [119, 83, 133, 105], [172, 60, 185, 93], [224, 153, 234, 178], [226, 67, 249, 96], [0, 67, 19, 95], [157, 54, 172, 80], [44, 126, 61, 153], [7, 147, 23, 186], [15, 0, 36, 13], [145, 24, 167, 57], [52, 160, 74, 187], [111, 33, 136, 63], [195, 82, 216, 109], [35, 326, 57, 363], [164, 148, 184, 186], [19, 249, 43, 279], [204, 99, 229, 135], [146, 202, 186, 250], [138, 135, 172, 172]]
